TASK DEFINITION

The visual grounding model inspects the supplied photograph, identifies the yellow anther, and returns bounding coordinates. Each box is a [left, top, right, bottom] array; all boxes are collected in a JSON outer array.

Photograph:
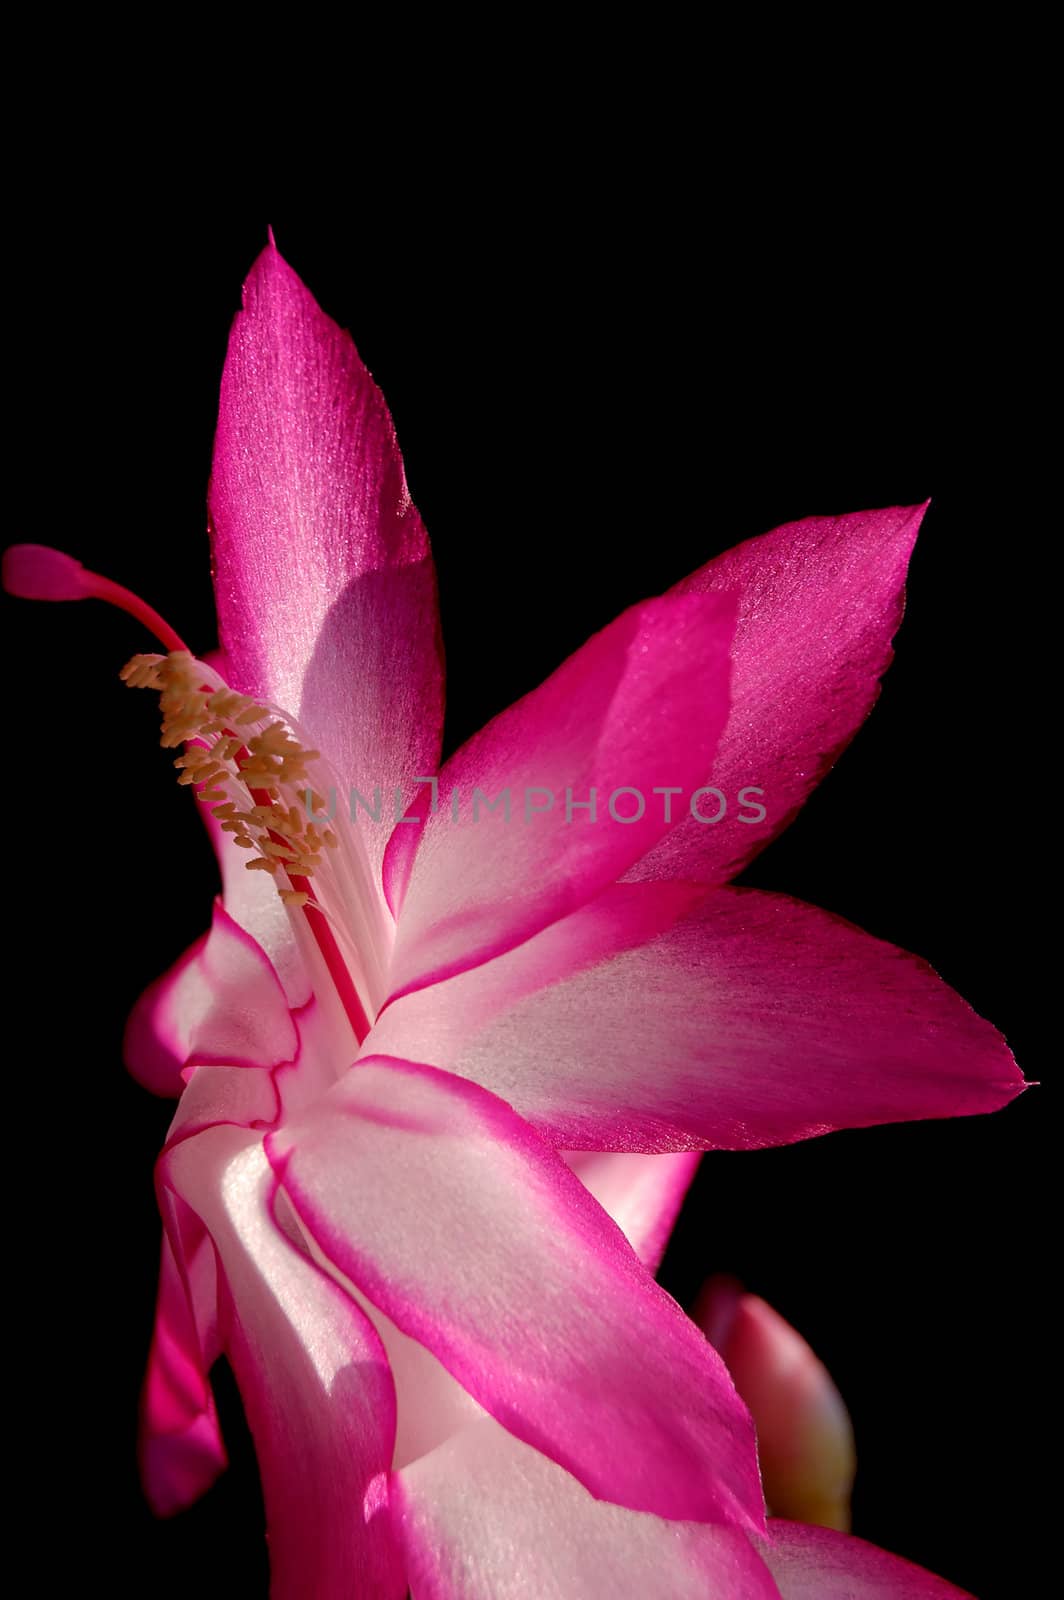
[[248, 728, 279, 754], [123, 648, 334, 915], [120, 654, 166, 689], [262, 840, 298, 861]]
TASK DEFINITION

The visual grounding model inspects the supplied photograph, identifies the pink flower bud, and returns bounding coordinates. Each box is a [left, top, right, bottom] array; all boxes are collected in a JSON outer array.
[[697, 1275, 857, 1531]]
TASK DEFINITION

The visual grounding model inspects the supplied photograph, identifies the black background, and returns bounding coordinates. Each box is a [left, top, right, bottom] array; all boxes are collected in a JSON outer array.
[[7, 203, 1042, 1598]]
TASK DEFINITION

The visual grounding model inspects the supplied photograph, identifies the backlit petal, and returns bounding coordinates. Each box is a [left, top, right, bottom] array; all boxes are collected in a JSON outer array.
[[268, 1057, 763, 1528], [209, 241, 444, 891]]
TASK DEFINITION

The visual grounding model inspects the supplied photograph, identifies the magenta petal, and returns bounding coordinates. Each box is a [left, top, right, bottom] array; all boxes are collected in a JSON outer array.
[[629, 504, 926, 885], [124, 901, 298, 1096], [209, 241, 444, 888], [382, 593, 735, 1002], [267, 1057, 763, 1528], [395, 1418, 779, 1599], [164, 1064, 281, 1147], [385, 886, 1023, 1150], [367, 879, 704, 1085], [162, 1127, 404, 1598], [758, 1521, 976, 1598], [563, 1151, 702, 1272], [139, 1230, 226, 1517]]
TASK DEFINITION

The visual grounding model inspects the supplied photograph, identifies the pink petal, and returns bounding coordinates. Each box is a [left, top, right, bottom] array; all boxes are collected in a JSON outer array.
[[758, 1521, 976, 1598], [124, 901, 298, 1097], [273, 994, 363, 1117], [375, 886, 1023, 1150], [267, 1057, 763, 1528], [208, 240, 444, 889], [160, 1005, 349, 1156], [698, 1282, 856, 1530], [357, 1295, 487, 1472], [628, 504, 927, 886], [164, 1063, 282, 1147], [139, 1227, 226, 1517], [382, 593, 736, 1002], [161, 1127, 404, 1598], [368, 879, 703, 1075], [394, 1418, 779, 1599], [140, 1041, 350, 1515], [562, 1151, 701, 1272], [140, 1053, 297, 1513]]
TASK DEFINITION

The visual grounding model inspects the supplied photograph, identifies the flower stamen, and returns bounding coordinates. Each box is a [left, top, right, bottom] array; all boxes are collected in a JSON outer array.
[[5, 545, 390, 1049], [122, 651, 338, 884], [124, 649, 381, 1043]]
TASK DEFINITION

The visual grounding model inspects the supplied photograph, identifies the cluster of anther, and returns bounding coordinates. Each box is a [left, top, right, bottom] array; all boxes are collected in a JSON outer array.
[[121, 651, 338, 908]]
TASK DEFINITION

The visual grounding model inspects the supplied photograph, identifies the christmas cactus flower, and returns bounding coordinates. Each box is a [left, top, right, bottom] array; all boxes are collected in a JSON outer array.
[[3, 241, 1024, 1598]]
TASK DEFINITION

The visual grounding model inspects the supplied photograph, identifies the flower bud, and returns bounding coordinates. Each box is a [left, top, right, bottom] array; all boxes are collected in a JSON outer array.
[[697, 1275, 856, 1531]]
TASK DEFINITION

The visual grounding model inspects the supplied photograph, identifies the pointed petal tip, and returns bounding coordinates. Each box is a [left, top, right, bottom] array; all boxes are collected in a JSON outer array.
[[901, 498, 930, 531], [1002, 1067, 1034, 1099], [239, 232, 303, 312], [860, 499, 930, 547], [2, 543, 89, 601]]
